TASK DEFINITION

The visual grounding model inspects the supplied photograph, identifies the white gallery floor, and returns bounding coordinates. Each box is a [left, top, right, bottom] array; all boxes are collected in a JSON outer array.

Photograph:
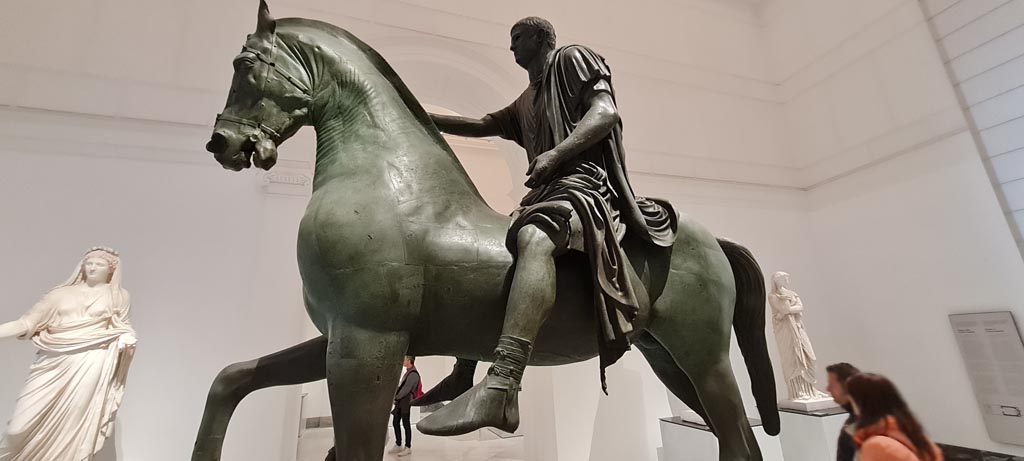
[[296, 426, 525, 461]]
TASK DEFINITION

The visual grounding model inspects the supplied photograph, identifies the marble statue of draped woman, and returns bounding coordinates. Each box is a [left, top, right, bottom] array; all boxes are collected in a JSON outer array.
[[0, 248, 136, 461], [768, 272, 828, 402]]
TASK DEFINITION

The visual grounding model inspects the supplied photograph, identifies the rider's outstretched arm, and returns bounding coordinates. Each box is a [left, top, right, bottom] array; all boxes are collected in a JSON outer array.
[[429, 113, 502, 138]]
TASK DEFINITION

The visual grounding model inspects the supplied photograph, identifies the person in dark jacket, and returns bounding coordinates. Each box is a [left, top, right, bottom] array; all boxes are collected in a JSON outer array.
[[826, 362, 861, 461], [388, 356, 420, 457]]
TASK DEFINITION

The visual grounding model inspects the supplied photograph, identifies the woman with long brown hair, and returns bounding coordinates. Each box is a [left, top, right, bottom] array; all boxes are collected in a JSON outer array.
[[846, 373, 943, 461]]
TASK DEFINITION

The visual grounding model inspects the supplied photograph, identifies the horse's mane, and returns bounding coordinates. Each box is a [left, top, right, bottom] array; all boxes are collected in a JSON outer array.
[[276, 18, 450, 150]]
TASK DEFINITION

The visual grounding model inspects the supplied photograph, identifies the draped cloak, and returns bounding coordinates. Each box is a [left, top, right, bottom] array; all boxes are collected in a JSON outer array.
[[0, 291, 135, 461]]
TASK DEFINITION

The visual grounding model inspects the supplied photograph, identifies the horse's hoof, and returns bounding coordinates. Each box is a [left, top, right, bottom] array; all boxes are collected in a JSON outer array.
[[416, 375, 519, 436]]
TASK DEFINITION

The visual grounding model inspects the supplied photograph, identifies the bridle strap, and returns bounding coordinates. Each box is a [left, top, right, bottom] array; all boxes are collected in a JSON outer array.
[[245, 44, 312, 96], [214, 33, 311, 142], [215, 113, 282, 141]]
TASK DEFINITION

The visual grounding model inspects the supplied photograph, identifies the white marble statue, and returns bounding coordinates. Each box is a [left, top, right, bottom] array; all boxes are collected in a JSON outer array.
[[0, 247, 137, 461], [768, 272, 831, 408]]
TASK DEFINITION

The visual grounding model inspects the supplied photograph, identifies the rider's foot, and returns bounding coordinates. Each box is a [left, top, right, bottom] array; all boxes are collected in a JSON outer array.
[[417, 336, 530, 436], [415, 373, 519, 436], [412, 359, 476, 406]]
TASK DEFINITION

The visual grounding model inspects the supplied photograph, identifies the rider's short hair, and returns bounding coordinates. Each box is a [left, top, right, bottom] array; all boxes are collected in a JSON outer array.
[[514, 17, 556, 49]]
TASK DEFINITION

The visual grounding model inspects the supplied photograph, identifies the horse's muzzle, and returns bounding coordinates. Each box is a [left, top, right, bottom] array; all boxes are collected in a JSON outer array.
[[207, 130, 253, 171], [206, 132, 229, 156]]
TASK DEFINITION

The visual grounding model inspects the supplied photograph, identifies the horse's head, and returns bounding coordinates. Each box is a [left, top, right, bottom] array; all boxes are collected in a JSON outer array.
[[206, 1, 312, 171]]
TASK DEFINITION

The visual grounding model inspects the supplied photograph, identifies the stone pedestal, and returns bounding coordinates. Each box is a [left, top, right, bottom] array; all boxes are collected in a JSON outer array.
[[659, 416, 784, 461], [778, 407, 850, 461], [778, 397, 840, 412]]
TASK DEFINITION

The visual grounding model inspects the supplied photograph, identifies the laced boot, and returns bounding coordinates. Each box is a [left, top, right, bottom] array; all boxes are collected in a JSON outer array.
[[416, 336, 531, 436]]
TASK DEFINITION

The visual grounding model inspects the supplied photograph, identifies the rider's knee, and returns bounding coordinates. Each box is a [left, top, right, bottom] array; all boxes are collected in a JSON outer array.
[[516, 225, 557, 255]]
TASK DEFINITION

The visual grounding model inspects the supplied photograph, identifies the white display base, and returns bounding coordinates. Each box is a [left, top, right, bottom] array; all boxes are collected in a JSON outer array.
[[778, 397, 840, 412], [659, 416, 784, 461], [778, 407, 850, 461], [678, 410, 707, 425]]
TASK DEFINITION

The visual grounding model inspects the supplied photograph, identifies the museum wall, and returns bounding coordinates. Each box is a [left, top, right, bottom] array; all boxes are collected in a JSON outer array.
[[763, 0, 1024, 454], [804, 131, 1024, 454], [0, 0, 792, 184]]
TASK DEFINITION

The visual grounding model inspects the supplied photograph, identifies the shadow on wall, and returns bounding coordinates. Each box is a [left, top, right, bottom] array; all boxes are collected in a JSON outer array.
[[93, 431, 121, 461]]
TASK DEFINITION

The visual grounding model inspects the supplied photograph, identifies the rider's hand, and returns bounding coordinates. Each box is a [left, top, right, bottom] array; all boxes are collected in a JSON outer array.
[[525, 151, 560, 188]]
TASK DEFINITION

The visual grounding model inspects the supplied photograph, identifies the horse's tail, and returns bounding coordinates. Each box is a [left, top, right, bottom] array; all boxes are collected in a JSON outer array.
[[718, 238, 780, 436]]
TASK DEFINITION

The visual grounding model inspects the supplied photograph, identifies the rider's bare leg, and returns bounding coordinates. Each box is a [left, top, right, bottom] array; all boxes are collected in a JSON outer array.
[[416, 224, 558, 435]]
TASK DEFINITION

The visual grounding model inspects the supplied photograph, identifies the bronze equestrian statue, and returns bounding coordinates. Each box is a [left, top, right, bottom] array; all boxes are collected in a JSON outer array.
[[194, 2, 778, 460]]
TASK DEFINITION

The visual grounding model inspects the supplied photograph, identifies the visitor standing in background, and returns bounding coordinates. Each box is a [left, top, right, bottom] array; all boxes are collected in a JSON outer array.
[[826, 362, 861, 461], [389, 356, 421, 457]]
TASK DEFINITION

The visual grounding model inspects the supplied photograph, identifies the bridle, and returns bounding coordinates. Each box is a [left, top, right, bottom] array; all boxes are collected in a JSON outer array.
[[215, 33, 312, 143]]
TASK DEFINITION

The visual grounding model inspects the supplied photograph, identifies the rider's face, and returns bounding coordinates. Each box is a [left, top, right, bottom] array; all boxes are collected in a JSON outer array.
[[510, 25, 543, 69]]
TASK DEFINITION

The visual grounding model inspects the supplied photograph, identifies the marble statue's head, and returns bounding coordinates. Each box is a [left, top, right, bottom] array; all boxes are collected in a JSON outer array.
[[771, 271, 791, 292], [206, 0, 310, 172], [510, 17, 556, 69], [80, 247, 119, 285]]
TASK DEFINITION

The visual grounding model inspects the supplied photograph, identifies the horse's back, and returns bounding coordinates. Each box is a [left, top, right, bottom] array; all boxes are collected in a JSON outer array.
[[644, 212, 737, 347]]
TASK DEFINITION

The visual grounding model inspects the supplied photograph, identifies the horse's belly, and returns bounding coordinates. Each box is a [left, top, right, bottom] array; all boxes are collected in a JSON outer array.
[[411, 252, 602, 366]]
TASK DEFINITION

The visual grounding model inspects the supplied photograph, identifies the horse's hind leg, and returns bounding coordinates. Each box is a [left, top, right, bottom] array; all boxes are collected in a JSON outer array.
[[192, 335, 328, 461], [325, 324, 408, 461], [649, 315, 761, 461], [635, 331, 714, 434], [412, 358, 478, 406]]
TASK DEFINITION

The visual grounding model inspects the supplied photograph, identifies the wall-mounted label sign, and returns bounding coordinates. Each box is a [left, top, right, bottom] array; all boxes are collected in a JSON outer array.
[[950, 311, 1024, 445]]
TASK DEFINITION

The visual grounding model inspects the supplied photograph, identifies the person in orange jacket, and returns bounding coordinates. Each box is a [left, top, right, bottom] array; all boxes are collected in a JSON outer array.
[[846, 373, 943, 461]]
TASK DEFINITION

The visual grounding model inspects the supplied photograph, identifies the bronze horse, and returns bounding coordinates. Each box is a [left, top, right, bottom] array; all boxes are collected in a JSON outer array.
[[194, 3, 778, 460]]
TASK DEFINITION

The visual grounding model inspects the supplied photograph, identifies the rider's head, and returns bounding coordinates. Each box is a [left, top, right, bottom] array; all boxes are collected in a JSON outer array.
[[510, 17, 556, 70]]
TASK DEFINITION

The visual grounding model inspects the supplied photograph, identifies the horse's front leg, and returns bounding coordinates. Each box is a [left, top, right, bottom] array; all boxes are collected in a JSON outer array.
[[325, 324, 409, 461], [192, 335, 328, 461]]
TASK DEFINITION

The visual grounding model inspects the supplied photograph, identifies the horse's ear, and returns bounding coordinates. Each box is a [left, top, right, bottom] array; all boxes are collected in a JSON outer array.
[[256, 0, 277, 38]]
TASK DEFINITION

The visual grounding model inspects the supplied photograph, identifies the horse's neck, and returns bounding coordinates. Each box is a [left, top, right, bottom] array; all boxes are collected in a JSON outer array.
[[308, 72, 487, 216]]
